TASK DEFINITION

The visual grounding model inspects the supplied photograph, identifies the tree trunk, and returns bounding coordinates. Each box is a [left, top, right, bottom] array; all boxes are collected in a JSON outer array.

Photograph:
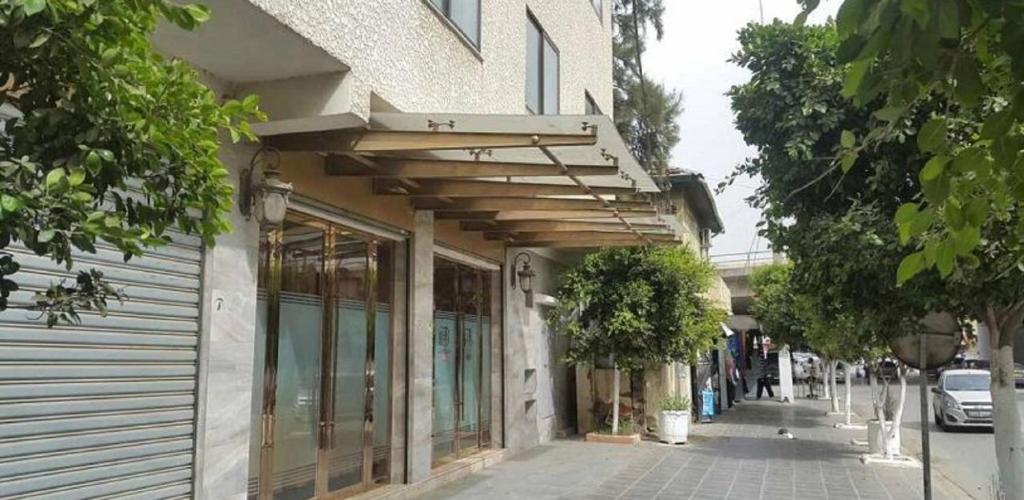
[[843, 361, 853, 426], [830, 360, 841, 413], [612, 359, 620, 435], [871, 364, 891, 458], [984, 314, 1024, 500], [886, 367, 908, 460], [823, 358, 832, 401]]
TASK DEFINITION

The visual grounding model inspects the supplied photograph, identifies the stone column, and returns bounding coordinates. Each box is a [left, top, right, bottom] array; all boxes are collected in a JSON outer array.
[[407, 210, 434, 483], [778, 344, 794, 403], [193, 144, 260, 500]]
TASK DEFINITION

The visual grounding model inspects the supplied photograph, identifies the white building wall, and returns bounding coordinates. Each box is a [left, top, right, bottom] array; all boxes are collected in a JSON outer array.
[[245, 0, 613, 118]]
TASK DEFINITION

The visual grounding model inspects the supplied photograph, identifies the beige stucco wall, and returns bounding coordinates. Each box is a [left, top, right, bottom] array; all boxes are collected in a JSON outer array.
[[247, 0, 613, 119]]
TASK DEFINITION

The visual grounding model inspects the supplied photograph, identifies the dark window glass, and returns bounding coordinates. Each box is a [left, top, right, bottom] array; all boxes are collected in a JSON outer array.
[[526, 19, 542, 114], [585, 92, 601, 115], [450, 0, 480, 45], [526, 14, 559, 115], [543, 41, 559, 115], [429, 0, 481, 47]]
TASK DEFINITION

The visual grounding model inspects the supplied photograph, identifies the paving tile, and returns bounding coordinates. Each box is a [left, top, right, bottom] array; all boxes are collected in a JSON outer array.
[[417, 398, 964, 500]]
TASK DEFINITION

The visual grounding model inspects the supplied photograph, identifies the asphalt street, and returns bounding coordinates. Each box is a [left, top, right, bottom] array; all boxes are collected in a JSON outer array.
[[838, 378, 1024, 500]]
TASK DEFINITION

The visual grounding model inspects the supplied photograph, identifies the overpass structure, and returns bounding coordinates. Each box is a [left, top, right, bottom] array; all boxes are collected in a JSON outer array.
[[712, 250, 784, 334]]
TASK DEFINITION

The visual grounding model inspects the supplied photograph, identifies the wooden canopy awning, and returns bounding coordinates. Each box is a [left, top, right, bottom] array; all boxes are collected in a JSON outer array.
[[262, 113, 680, 248]]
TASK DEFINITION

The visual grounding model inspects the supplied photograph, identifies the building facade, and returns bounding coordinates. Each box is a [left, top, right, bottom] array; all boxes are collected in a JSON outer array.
[[0, 2, 739, 500]]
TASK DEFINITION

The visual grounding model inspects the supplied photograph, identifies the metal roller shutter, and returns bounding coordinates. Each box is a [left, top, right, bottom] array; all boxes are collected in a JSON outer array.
[[0, 233, 203, 499]]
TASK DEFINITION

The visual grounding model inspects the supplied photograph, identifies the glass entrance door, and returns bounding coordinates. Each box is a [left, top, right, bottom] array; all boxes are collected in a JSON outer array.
[[431, 258, 494, 467], [250, 213, 393, 500]]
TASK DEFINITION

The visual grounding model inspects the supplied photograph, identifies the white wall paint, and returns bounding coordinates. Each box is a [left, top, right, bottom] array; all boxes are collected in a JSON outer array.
[[245, 0, 613, 118]]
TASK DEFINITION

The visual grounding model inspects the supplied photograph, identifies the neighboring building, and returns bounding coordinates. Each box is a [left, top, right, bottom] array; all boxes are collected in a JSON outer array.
[[0, 2, 717, 500], [574, 169, 731, 434]]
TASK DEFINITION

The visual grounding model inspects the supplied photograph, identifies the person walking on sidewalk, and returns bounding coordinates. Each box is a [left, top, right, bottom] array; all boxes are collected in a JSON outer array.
[[756, 348, 775, 399]]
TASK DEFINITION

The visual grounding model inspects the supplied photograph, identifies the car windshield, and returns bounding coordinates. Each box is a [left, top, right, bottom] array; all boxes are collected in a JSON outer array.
[[945, 374, 990, 391], [964, 359, 990, 369]]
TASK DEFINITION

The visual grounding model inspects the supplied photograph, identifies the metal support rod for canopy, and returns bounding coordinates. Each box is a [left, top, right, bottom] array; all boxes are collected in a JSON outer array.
[[538, 145, 658, 245]]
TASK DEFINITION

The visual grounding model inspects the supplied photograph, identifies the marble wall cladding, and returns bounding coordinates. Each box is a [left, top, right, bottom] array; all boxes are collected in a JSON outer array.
[[502, 250, 571, 454], [193, 142, 261, 500], [389, 240, 409, 483], [489, 272, 505, 449], [408, 210, 435, 482]]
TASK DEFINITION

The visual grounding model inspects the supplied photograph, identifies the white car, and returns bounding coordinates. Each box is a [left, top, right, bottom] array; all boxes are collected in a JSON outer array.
[[931, 369, 992, 430]]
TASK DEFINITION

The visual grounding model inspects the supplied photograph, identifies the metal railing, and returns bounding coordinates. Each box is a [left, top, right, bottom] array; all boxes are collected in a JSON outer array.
[[709, 250, 782, 269]]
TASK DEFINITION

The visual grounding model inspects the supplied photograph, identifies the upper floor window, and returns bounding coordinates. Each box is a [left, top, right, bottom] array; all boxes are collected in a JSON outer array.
[[428, 0, 481, 48], [526, 14, 559, 115], [591, 0, 602, 18], [584, 92, 601, 115]]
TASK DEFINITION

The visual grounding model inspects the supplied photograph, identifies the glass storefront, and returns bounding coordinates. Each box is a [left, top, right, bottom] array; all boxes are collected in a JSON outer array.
[[432, 257, 495, 467], [249, 212, 394, 499]]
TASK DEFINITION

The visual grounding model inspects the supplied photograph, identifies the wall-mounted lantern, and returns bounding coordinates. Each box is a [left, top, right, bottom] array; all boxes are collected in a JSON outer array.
[[240, 147, 293, 227], [510, 252, 536, 308]]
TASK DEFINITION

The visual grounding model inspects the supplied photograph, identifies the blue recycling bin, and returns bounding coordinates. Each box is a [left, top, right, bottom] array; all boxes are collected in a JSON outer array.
[[701, 388, 716, 421]]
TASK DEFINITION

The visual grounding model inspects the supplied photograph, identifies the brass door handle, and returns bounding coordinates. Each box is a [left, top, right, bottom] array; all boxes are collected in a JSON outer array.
[[262, 414, 275, 447]]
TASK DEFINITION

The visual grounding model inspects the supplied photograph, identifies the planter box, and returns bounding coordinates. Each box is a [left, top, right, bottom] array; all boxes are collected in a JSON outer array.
[[657, 411, 690, 444], [585, 432, 640, 445]]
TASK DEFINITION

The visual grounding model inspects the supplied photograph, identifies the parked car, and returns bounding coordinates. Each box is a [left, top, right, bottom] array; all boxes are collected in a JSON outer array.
[[1015, 362, 1024, 388], [938, 356, 989, 376], [931, 369, 993, 431]]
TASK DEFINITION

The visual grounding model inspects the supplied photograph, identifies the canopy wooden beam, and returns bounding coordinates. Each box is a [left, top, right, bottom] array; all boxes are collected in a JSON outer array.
[[483, 231, 678, 243], [264, 129, 597, 153], [462, 220, 666, 232], [434, 209, 657, 221], [376, 179, 637, 197], [507, 239, 679, 248], [325, 156, 617, 178], [411, 197, 651, 211]]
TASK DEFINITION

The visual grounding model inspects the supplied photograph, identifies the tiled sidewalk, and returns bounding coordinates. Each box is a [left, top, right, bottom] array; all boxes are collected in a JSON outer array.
[[419, 398, 964, 499]]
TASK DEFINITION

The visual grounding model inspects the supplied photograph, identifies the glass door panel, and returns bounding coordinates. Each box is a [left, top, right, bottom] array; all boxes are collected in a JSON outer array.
[[273, 218, 325, 500], [479, 272, 492, 447], [372, 243, 394, 482], [248, 234, 271, 500], [457, 268, 481, 454], [432, 259, 459, 466], [252, 213, 395, 500], [329, 235, 369, 492]]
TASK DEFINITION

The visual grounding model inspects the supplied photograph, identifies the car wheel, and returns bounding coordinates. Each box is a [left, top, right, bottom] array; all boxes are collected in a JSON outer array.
[[933, 411, 941, 426], [938, 414, 949, 431]]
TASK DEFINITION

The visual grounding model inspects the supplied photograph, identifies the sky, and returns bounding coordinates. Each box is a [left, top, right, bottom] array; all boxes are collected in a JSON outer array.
[[643, 0, 841, 258]]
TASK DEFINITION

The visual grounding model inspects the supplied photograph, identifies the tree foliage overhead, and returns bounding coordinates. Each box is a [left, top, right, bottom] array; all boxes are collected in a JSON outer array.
[[728, 21, 954, 342], [552, 245, 726, 372], [797, 0, 1024, 283], [734, 17, 1024, 494], [0, 0, 261, 324], [612, 0, 682, 176]]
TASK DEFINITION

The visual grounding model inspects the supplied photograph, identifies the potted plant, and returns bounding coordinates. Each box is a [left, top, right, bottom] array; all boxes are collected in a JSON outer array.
[[657, 395, 690, 444], [550, 247, 727, 443]]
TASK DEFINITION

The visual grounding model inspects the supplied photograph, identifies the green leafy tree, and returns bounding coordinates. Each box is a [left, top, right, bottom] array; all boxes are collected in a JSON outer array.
[[750, 263, 808, 348], [0, 0, 262, 324], [794, 1, 1024, 491], [612, 0, 682, 176], [552, 245, 726, 433], [728, 20, 968, 460]]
